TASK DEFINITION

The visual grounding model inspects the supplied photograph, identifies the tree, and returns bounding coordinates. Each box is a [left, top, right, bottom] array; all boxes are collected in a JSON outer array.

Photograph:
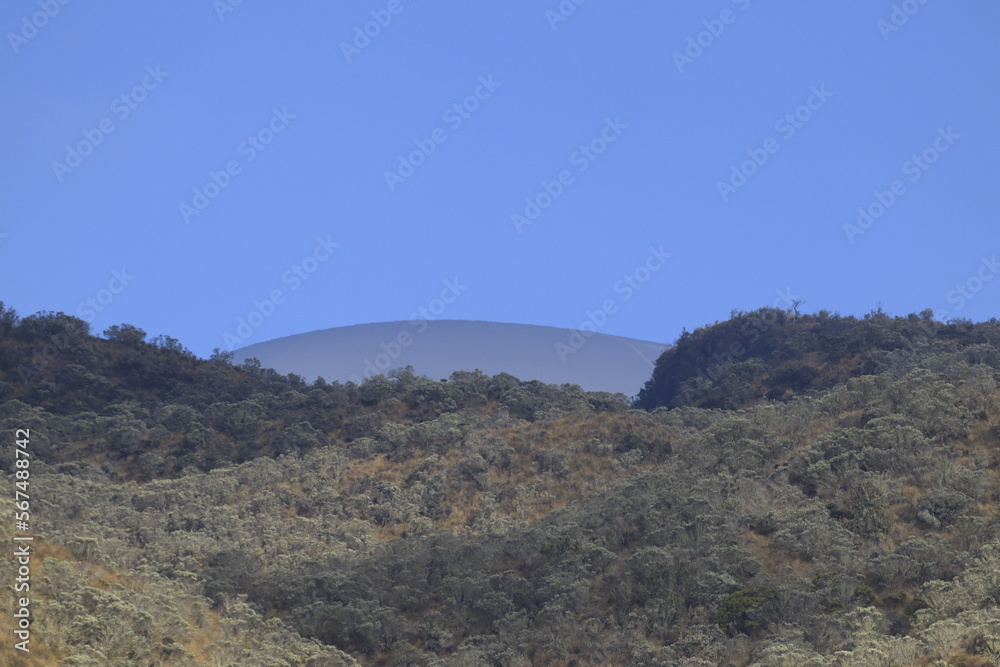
[[0, 301, 19, 332], [150, 334, 193, 356], [209, 348, 234, 365], [714, 586, 777, 636], [103, 324, 147, 346], [18, 310, 90, 339]]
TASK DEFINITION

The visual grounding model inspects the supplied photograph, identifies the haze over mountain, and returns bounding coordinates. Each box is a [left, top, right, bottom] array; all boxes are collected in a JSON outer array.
[[234, 320, 667, 395]]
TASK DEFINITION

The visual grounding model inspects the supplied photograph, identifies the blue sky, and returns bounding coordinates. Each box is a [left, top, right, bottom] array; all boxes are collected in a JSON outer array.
[[2, 1, 998, 357]]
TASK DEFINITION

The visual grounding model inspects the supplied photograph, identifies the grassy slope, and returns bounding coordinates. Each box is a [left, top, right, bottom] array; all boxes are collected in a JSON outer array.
[[3, 307, 1000, 664]]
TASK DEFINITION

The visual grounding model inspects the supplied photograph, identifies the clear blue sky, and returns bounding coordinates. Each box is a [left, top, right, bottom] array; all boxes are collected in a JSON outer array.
[[2, 1, 998, 357]]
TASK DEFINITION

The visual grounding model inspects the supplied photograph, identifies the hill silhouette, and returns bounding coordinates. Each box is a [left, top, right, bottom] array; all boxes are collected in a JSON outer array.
[[233, 320, 667, 396], [638, 306, 995, 410]]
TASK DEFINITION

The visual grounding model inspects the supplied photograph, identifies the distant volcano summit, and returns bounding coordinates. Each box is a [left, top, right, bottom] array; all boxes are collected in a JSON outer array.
[[234, 320, 667, 396]]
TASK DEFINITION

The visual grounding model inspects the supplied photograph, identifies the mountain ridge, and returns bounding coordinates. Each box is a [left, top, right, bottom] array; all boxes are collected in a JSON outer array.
[[234, 318, 668, 395]]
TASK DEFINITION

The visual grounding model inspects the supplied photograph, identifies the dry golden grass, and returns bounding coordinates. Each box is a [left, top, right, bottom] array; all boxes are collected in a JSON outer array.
[[326, 412, 677, 536], [743, 530, 816, 579], [373, 522, 412, 541], [339, 452, 429, 488], [184, 606, 224, 663], [835, 408, 866, 429], [0, 539, 65, 664]]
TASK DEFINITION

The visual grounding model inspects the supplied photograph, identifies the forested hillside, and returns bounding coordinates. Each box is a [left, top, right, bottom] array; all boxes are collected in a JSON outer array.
[[637, 307, 998, 411], [3, 303, 1000, 665]]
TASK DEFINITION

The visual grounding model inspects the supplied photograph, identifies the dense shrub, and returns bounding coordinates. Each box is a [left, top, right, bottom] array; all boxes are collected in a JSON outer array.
[[5, 307, 1000, 665]]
